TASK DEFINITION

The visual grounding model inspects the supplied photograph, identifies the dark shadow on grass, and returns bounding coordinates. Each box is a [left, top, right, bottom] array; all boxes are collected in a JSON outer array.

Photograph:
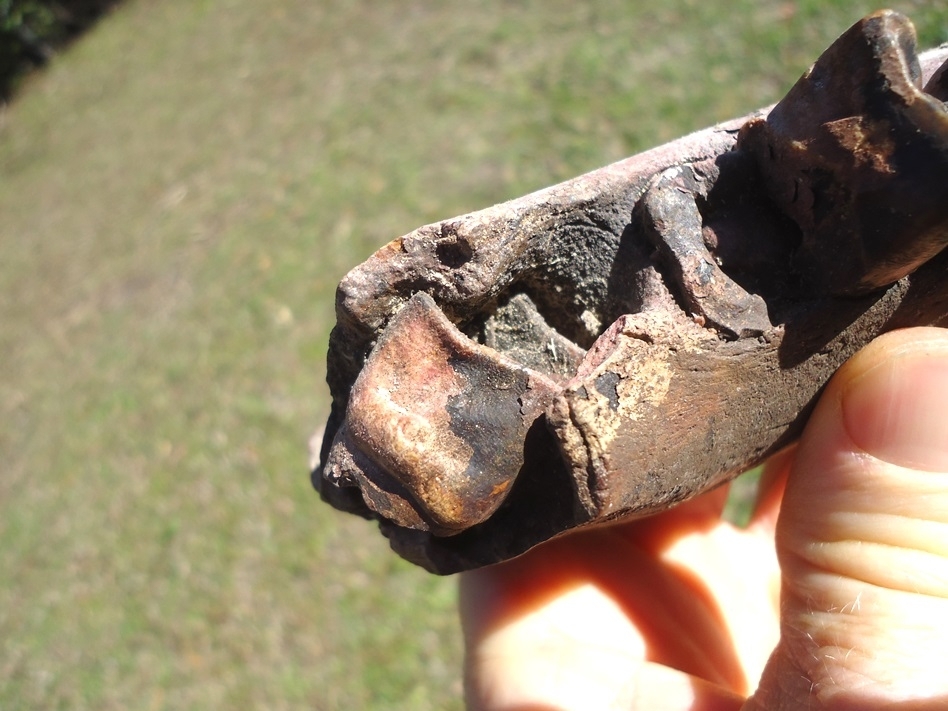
[[1, 1, 125, 101]]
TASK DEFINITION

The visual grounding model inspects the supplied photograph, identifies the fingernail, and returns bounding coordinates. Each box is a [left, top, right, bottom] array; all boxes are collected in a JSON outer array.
[[842, 341, 948, 471]]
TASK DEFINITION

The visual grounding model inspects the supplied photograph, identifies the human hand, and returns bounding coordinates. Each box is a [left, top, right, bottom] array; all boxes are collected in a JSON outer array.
[[460, 326, 948, 710]]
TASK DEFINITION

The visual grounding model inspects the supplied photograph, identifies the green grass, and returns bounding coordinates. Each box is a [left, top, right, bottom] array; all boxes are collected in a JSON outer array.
[[1, 0, 946, 708]]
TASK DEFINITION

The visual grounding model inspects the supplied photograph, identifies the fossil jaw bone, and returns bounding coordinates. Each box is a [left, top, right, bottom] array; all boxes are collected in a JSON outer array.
[[315, 11, 948, 574]]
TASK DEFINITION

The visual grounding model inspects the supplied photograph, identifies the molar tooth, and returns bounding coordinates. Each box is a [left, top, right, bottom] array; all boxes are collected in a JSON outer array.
[[328, 292, 562, 535]]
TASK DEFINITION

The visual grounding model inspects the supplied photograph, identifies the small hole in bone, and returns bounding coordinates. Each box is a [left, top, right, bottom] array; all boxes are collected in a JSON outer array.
[[435, 237, 474, 268]]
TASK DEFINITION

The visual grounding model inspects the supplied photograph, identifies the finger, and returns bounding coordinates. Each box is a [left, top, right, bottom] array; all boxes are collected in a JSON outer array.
[[616, 483, 732, 554], [460, 481, 738, 644], [747, 445, 794, 533], [461, 489, 781, 708], [460, 538, 650, 711], [745, 327, 948, 710], [461, 563, 747, 711]]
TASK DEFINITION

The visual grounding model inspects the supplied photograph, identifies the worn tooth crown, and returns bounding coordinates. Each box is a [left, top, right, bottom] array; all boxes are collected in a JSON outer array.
[[328, 292, 563, 535]]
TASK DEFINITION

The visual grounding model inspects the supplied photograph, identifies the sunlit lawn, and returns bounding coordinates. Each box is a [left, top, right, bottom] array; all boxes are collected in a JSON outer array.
[[1, 1, 945, 708]]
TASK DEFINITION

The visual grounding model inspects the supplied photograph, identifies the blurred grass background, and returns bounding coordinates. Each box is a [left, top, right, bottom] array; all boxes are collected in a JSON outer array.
[[1, 1, 946, 708]]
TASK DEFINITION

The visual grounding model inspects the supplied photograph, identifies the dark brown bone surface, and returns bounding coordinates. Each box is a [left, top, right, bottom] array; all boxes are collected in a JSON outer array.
[[314, 11, 948, 574]]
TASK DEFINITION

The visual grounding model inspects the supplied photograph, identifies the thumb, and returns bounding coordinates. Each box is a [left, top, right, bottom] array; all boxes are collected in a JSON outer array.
[[746, 327, 948, 711]]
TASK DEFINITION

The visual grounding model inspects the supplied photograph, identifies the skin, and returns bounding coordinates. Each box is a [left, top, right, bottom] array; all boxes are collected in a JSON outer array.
[[460, 326, 948, 711]]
